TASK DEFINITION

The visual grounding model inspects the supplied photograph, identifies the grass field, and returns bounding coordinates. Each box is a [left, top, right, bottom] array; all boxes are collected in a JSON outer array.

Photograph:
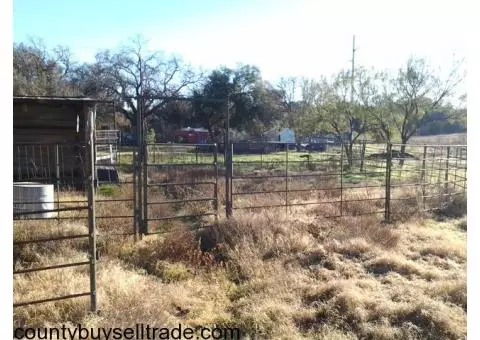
[[13, 195, 467, 339], [410, 133, 467, 145]]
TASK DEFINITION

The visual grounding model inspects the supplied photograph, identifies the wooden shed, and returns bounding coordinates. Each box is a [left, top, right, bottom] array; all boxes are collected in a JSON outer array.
[[13, 96, 100, 187]]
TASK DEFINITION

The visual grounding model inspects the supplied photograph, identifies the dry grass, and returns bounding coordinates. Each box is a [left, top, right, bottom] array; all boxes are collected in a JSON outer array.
[[410, 133, 467, 145], [13, 168, 467, 339]]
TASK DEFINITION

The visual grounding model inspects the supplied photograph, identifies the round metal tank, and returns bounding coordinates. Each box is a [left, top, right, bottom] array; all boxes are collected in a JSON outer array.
[[13, 182, 55, 219]]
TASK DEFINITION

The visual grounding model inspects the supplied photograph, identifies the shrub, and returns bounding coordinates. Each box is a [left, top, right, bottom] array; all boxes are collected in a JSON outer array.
[[146, 128, 156, 144], [440, 194, 467, 218]]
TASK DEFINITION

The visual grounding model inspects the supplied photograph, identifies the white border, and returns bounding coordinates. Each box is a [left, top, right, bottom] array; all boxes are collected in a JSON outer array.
[[7, 0, 474, 337], [467, 10, 477, 337], [0, 0, 13, 336]]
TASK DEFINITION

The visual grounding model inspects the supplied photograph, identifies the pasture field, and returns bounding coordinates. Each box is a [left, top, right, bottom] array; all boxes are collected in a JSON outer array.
[[410, 133, 467, 145]]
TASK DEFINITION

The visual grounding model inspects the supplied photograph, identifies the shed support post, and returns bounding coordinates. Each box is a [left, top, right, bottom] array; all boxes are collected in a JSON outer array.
[[86, 105, 97, 312]]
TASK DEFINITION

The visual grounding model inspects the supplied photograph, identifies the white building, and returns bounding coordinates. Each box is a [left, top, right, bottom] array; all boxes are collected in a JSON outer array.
[[264, 128, 296, 143], [278, 128, 295, 143]]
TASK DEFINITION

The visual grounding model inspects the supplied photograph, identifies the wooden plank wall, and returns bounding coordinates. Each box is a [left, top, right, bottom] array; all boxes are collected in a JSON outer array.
[[13, 102, 85, 144]]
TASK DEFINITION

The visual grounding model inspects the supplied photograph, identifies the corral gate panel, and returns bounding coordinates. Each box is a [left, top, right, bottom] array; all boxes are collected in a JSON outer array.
[[142, 143, 219, 235]]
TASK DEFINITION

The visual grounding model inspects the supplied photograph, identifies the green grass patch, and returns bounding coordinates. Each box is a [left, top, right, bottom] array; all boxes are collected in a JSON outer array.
[[98, 184, 120, 197]]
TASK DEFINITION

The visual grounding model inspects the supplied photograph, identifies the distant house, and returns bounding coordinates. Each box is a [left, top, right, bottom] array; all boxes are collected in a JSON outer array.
[[279, 128, 295, 143]]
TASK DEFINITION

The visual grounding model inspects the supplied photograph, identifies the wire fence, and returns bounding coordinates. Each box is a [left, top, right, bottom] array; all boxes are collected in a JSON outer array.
[[225, 141, 467, 222], [13, 138, 467, 312]]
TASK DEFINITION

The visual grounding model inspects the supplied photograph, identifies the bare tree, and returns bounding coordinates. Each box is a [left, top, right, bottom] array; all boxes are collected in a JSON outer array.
[[13, 37, 78, 96], [53, 45, 76, 80], [385, 57, 465, 164], [93, 35, 202, 128]]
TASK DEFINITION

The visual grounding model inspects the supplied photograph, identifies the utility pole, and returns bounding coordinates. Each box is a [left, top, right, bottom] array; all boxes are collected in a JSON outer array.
[[347, 35, 356, 146], [225, 94, 230, 162], [351, 35, 356, 104], [225, 94, 231, 218]]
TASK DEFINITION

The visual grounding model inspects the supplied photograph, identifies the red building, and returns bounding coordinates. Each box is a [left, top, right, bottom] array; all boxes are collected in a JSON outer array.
[[174, 127, 210, 144]]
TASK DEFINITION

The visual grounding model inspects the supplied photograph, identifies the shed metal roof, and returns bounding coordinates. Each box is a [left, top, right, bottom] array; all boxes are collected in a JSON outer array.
[[13, 96, 113, 104]]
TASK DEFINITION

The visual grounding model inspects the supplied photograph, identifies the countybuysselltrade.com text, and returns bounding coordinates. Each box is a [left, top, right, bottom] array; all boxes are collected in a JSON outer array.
[[13, 323, 241, 340]]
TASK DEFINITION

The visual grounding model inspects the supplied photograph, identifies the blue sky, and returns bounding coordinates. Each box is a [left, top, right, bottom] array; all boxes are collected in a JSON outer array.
[[14, 0, 467, 101]]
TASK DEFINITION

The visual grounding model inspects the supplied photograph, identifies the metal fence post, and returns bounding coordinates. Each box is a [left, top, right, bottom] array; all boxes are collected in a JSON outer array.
[[225, 145, 230, 218], [109, 144, 114, 164], [86, 105, 97, 312], [438, 147, 442, 185], [230, 143, 234, 213], [136, 95, 144, 240], [340, 144, 344, 217], [137, 152, 143, 241], [285, 143, 289, 215], [421, 146, 427, 211], [132, 149, 138, 242], [55, 144, 61, 222], [213, 144, 219, 224], [384, 143, 392, 223], [224, 94, 231, 219], [430, 147, 436, 185], [444, 146, 450, 203], [360, 140, 366, 173], [143, 142, 148, 235], [225, 142, 232, 218], [453, 147, 459, 193]]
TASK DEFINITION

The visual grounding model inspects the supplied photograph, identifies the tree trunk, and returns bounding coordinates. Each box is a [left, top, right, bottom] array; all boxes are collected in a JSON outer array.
[[125, 115, 136, 130], [343, 143, 353, 170], [399, 139, 407, 167], [349, 143, 354, 169]]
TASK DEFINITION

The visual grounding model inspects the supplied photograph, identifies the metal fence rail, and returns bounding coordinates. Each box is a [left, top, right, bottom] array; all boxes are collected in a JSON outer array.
[[95, 130, 120, 165], [94, 142, 136, 237], [141, 143, 219, 236]]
